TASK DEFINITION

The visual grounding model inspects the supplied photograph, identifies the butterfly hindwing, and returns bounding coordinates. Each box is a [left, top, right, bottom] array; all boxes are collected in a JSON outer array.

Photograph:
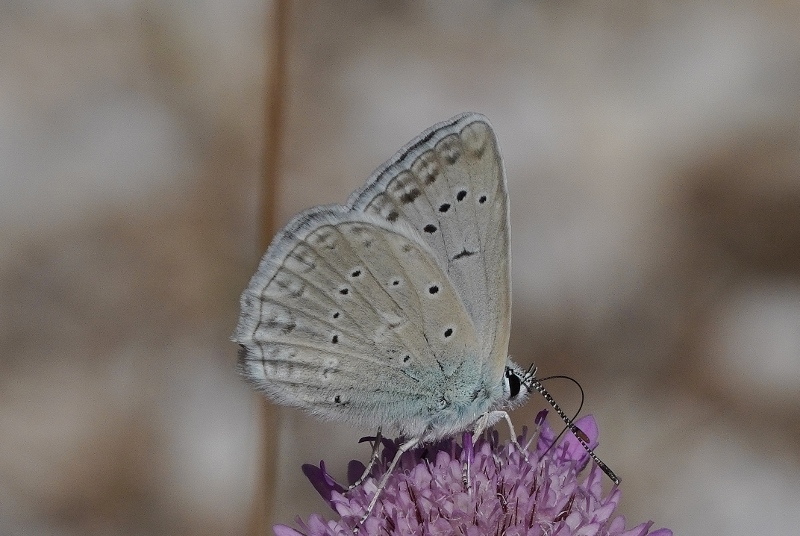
[[235, 209, 480, 430]]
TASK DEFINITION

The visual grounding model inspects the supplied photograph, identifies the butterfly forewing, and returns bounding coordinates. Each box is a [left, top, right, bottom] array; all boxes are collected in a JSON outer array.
[[349, 113, 511, 380]]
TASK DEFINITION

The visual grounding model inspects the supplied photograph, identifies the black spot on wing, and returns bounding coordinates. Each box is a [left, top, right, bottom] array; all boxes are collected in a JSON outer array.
[[453, 248, 476, 260]]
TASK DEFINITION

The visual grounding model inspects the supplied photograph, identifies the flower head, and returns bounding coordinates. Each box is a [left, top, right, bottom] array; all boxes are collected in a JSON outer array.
[[275, 412, 671, 536]]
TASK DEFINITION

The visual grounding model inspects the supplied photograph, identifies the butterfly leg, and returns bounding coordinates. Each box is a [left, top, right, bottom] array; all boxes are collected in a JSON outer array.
[[348, 427, 382, 491], [462, 447, 472, 494], [523, 416, 545, 452], [356, 436, 419, 530], [474, 410, 529, 462]]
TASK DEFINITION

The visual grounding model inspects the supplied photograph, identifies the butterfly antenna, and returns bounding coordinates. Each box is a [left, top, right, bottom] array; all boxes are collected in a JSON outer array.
[[522, 366, 620, 485], [537, 374, 586, 454]]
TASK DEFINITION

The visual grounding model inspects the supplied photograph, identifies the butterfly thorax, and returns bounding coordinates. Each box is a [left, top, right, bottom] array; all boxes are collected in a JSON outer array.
[[389, 357, 530, 443]]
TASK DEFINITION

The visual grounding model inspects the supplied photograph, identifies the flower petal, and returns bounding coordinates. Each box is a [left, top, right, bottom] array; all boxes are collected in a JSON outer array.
[[281, 415, 670, 536]]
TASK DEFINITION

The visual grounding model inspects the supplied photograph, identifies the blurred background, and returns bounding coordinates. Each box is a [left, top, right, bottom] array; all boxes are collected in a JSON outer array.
[[2, 1, 800, 534]]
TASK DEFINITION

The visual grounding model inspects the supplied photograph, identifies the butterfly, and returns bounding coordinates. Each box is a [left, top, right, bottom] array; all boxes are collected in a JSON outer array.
[[233, 113, 618, 523]]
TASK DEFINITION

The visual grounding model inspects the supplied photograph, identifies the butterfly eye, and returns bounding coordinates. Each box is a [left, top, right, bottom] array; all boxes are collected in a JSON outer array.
[[506, 368, 521, 399]]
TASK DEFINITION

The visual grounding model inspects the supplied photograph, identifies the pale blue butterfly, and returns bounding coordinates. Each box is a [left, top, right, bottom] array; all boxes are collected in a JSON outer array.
[[234, 113, 618, 523]]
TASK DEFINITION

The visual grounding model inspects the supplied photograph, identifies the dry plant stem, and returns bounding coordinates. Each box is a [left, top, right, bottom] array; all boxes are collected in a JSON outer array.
[[250, 1, 290, 535]]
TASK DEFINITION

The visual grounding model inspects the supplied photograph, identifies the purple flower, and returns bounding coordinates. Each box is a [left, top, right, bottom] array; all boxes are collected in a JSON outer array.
[[275, 412, 671, 536]]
